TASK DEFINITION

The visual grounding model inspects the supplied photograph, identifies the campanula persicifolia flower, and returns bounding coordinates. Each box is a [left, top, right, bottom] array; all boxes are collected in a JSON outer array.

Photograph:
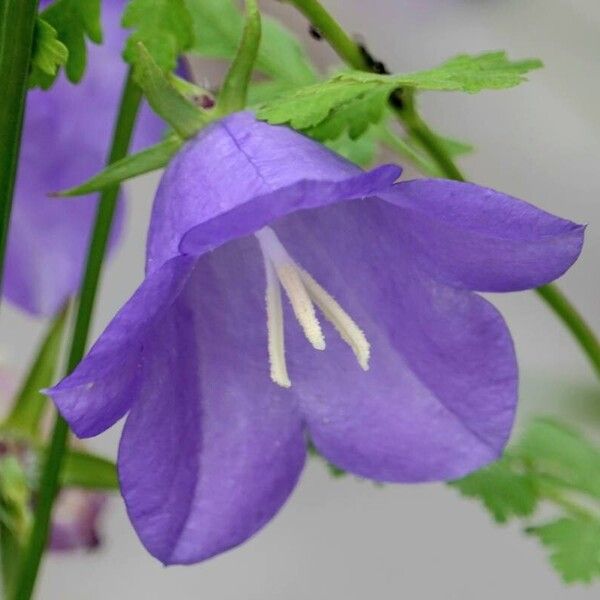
[[4, 0, 162, 316], [48, 112, 584, 564]]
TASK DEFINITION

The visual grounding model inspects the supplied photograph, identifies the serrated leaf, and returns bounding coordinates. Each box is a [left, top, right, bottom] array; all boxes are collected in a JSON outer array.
[[185, 0, 317, 86], [55, 135, 182, 196], [528, 518, 600, 583], [41, 0, 102, 83], [122, 0, 194, 71], [307, 86, 391, 141], [62, 449, 118, 490], [257, 78, 382, 131], [343, 51, 543, 93], [133, 44, 209, 137], [258, 52, 541, 139], [29, 19, 69, 89], [450, 458, 539, 523], [516, 418, 600, 499]]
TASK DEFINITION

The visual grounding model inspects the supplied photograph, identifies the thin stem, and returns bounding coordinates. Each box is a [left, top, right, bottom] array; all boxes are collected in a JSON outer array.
[[11, 69, 142, 600], [375, 125, 440, 176], [538, 482, 597, 522], [286, 0, 368, 71], [286, 0, 600, 381], [0, 0, 39, 302], [537, 284, 600, 378]]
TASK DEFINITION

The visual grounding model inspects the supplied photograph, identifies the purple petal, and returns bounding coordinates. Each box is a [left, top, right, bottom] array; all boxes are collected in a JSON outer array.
[[147, 112, 401, 272], [47, 256, 196, 437], [118, 243, 305, 564], [273, 198, 517, 481], [384, 179, 585, 292], [4, 1, 163, 316]]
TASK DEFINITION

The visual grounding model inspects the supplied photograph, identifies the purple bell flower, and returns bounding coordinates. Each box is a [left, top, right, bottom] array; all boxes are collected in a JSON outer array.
[[48, 112, 584, 564], [4, 0, 162, 316]]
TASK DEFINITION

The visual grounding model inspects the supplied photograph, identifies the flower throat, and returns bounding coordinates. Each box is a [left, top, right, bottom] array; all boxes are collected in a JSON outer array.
[[255, 227, 370, 388]]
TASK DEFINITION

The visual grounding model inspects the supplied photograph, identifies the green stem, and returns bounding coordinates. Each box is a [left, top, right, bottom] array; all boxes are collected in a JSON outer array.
[[287, 0, 600, 381], [537, 284, 600, 378], [0, 0, 39, 301], [11, 69, 142, 600], [399, 95, 466, 181], [538, 483, 597, 521], [286, 0, 368, 71], [376, 125, 440, 176]]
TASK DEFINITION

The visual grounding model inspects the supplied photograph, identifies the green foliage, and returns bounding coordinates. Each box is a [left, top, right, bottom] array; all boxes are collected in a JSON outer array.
[[528, 519, 600, 583], [517, 418, 600, 498], [0, 457, 31, 538], [451, 418, 600, 584], [450, 458, 538, 523], [132, 43, 209, 137], [3, 309, 67, 438], [347, 51, 543, 93], [257, 52, 541, 141], [56, 135, 183, 196], [185, 0, 317, 86], [28, 19, 68, 89], [40, 0, 102, 84], [62, 449, 118, 490], [325, 129, 378, 167], [217, 0, 262, 114], [122, 0, 194, 71]]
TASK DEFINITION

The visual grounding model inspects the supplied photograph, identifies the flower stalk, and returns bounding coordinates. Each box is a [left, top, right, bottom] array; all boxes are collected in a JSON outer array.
[[286, 0, 600, 381], [11, 69, 142, 600], [0, 0, 39, 302]]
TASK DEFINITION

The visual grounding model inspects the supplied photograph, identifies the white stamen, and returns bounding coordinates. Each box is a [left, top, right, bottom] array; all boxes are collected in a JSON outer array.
[[256, 226, 371, 388], [256, 228, 325, 351], [263, 256, 291, 388], [298, 268, 371, 371]]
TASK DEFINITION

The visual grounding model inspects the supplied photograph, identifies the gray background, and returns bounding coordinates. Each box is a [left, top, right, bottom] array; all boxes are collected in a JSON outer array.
[[1, 0, 599, 597]]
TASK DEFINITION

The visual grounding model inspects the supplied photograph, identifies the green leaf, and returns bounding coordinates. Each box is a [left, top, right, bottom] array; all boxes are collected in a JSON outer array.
[[342, 51, 543, 93], [257, 52, 542, 138], [0, 457, 31, 536], [41, 0, 102, 83], [132, 43, 209, 137], [325, 128, 379, 167], [28, 19, 68, 89], [55, 135, 183, 196], [3, 308, 68, 438], [122, 0, 194, 71], [450, 458, 538, 523], [218, 0, 261, 114], [62, 449, 118, 490], [435, 135, 474, 157], [257, 77, 381, 132], [516, 418, 600, 498], [185, 0, 317, 86], [528, 518, 600, 583], [307, 86, 391, 141]]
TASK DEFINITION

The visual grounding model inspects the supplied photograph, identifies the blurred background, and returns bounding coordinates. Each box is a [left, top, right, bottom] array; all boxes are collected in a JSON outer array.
[[1, 0, 599, 597]]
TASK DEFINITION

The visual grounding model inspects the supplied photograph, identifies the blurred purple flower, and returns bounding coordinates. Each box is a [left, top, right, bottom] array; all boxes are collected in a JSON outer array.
[[0, 370, 106, 552], [48, 112, 584, 564], [49, 489, 106, 552], [4, 0, 163, 316]]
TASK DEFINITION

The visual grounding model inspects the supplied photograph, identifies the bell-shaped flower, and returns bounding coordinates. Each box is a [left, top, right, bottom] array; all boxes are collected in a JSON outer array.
[[4, 0, 162, 315], [48, 112, 584, 564]]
